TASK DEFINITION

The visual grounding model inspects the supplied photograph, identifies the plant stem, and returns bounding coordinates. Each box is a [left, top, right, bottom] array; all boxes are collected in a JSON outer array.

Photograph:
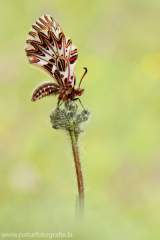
[[50, 100, 90, 220], [69, 124, 84, 220]]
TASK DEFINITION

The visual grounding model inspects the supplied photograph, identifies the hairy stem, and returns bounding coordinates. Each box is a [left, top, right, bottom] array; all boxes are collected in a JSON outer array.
[[69, 124, 84, 219], [50, 100, 90, 221]]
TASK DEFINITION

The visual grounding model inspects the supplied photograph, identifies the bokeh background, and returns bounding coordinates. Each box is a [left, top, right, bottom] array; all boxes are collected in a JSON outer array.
[[1, 0, 160, 239]]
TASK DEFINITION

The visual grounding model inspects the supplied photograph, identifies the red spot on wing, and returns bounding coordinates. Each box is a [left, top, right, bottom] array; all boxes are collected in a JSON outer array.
[[51, 41, 54, 45], [70, 56, 77, 62], [39, 52, 44, 56], [33, 59, 40, 63], [58, 43, 62, 49], [45, 46, 48, 50], [61, 74, 64, 77]]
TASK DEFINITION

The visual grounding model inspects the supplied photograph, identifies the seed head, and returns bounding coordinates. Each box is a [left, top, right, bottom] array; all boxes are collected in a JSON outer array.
[[50, 100, 90, 138]]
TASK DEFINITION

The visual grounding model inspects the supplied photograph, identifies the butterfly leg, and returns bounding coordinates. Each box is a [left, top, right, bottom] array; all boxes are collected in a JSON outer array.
[[56, 97, 62, 110], [72, 98, 85, 109], [56, 91, 66, 110], [59, 100, 64, 108]]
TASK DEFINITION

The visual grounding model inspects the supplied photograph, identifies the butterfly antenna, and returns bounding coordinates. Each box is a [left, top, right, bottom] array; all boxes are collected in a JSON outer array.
[[74, 76, 76, 86], [79, 67, 88, 88]]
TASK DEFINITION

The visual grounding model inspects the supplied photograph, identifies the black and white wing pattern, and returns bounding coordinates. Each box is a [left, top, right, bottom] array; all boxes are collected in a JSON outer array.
[[25, 15, 78, 88]]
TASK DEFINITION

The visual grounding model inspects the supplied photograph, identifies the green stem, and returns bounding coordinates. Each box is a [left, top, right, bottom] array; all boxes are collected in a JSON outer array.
[[69, 124, 84, 220]]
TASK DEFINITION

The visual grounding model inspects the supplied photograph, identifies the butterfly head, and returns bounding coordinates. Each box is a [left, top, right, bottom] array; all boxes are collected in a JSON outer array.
[[75, 88, 85, 96]]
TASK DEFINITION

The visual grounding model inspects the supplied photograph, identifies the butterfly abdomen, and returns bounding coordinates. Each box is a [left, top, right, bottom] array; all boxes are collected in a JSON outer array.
[[31, 82, 59, 102]]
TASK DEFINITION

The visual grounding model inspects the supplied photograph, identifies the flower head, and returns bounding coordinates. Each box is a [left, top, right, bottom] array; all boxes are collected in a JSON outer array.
[[50, 100, 90, 139]]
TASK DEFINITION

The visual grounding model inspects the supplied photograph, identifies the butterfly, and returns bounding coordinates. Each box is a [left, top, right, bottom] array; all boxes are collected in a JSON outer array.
[[25, 15, 87, 109]]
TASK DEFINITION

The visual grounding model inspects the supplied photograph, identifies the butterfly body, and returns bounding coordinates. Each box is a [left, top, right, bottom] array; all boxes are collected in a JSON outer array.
[[25, 15, 87, 108]]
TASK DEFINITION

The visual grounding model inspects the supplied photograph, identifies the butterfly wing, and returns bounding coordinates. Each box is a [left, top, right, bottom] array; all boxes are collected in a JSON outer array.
[[25, 15, 78, 88]]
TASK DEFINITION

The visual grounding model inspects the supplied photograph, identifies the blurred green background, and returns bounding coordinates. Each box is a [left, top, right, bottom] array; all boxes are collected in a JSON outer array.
[[1, 0, 160, 239]]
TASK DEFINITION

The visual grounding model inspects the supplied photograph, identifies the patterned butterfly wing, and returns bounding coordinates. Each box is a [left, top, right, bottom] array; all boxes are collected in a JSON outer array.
[[25, 15, 78, 88]]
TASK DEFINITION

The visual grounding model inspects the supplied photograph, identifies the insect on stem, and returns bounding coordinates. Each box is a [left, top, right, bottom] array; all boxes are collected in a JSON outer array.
[[26, 15, 90, 222]]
